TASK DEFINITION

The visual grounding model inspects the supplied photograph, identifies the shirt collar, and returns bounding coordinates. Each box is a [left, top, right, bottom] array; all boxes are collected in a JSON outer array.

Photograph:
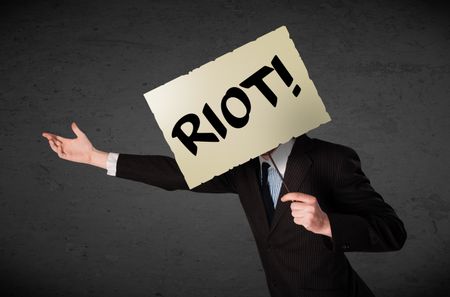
[[258, 137, 296, 177]]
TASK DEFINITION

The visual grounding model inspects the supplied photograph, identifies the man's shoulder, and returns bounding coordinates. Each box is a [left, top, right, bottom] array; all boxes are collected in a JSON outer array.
[[307, 136, 359, 161]]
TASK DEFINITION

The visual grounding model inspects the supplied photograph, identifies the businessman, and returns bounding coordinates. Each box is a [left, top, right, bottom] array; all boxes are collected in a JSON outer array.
[[42, 122, 407, 297]]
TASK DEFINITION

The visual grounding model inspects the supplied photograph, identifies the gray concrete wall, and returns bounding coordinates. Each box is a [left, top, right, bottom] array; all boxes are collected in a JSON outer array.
[[1, 0, 449, 296]]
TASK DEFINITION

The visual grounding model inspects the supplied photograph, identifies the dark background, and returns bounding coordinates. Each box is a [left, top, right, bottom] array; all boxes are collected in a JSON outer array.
[[1, 0, 449, 296]]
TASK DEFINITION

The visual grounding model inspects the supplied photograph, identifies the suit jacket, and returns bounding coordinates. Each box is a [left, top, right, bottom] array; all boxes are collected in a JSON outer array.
[[114, 134, 407, 297]]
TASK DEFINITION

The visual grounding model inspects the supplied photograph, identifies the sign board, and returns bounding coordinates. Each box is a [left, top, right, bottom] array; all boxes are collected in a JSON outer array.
[[144, 26, 331, 188]]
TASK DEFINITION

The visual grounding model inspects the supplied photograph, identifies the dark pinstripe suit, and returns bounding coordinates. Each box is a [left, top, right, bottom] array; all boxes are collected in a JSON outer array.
[[114, 134, 407, 297]]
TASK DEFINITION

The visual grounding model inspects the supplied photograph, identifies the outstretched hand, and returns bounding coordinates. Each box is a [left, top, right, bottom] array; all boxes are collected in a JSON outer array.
[[42, 122, 96, 165], [281, 192, 332, 238]]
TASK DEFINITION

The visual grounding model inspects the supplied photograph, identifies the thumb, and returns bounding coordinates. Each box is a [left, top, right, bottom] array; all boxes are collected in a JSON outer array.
[[71, 122, 85, 137], [280, 192, 314, 203], [280, 193, 296, 203]]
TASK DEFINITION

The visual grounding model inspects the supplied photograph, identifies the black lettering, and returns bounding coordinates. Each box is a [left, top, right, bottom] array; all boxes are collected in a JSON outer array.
[[202, 103, 227, 139], [272, 55, 302, 97], [171, 113, 219, 156], [221, 87, 251, 128], [239, 66, 277, 107], [271, 55, 293, 87]]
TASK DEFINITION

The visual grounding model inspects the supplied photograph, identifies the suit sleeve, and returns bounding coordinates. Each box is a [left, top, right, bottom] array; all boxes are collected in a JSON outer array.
[[325, 147, 407, 252], [114, 153, 237, 194]]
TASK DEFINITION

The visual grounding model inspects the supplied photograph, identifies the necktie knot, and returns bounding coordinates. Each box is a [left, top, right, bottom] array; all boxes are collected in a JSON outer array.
[[262, 162, 271, 185]]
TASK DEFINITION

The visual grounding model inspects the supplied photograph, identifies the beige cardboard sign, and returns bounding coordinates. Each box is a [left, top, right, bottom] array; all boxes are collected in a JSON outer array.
[[144, 26, 331, 189]]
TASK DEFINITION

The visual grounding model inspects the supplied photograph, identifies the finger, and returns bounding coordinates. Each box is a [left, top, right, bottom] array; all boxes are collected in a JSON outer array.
[[290, 202, 312, 211], [48, 137, 62, 146], [56, 144, 67, 158], [49, 140, 58, 153], [293, 217, 310, 229], [42, 132, 58, 141], [294, 214, 314, 226], [55, 135, 69, 142], [71, 122, 85, 137], [281, 192, 316, 204], [291, 210, 306, 218], [51, 139, 65, 154], [291, 205, 315, 214], [49, 140, 63, 155], [42, 132, 68, 143]]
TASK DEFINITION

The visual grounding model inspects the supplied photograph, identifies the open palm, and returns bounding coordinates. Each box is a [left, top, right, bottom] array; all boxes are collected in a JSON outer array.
[[42, 122, 94, 164]]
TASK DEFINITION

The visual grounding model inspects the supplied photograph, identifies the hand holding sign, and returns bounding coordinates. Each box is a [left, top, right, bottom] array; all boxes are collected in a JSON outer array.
[[280, 192, 332, 238]]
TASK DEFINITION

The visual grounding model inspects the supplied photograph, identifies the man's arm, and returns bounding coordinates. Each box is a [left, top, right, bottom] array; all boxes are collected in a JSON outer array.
[[108, 152, 237, 194], [42, 122, 237, 194], [326, 146, 407, 252]]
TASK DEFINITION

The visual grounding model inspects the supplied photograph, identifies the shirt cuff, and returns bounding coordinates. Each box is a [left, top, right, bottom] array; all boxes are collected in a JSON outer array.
[[106, 152, 119, 176]]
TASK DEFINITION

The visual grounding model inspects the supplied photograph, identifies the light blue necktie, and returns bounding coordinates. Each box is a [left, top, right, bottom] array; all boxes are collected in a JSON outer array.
[[261, 162, 283, 208]]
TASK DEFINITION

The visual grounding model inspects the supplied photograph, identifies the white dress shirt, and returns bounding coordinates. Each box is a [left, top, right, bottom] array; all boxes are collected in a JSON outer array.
[[106, 152, 119, 176], [258, 138, 295, 207], [106, 137, 296, 207]]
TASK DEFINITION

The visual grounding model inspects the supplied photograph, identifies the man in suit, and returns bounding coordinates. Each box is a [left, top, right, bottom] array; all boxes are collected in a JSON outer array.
[[42, 122, 407, 297]]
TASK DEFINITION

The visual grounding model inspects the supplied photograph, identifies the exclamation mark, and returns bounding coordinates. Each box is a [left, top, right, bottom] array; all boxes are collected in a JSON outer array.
[[271, 55, 301, 97]]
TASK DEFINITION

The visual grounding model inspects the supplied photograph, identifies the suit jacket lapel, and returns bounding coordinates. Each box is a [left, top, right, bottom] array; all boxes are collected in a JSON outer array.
[[269, 134, 314, 234], [239, 134, 315, 236], [241, 157, 271, 235]]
